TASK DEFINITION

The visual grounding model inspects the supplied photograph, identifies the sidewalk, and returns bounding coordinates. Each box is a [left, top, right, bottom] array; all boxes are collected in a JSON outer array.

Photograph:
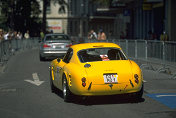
[[131, 58, 176, 94], [132, 57, 176, 79]]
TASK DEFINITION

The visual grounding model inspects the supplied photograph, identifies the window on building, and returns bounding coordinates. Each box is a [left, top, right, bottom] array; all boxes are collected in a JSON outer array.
[[70, 21, 73, 35], [74, 21, 77, 35], [74, 0, 77, 16], [83, 21, 86, 36], [46, 0, 51, 14]]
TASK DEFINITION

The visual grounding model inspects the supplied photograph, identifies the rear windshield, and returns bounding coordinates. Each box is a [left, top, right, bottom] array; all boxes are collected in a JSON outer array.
[[78, 48, 127, 63], [45, 35, 69, 41]]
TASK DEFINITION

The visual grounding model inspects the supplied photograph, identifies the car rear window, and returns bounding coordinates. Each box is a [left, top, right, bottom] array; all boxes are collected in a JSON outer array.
[[45, 35, 69, 41], [78, 48, 127, 63]]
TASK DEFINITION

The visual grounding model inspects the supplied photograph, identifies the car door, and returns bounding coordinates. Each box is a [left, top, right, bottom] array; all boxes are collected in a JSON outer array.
[[56, 48, 73, 90]]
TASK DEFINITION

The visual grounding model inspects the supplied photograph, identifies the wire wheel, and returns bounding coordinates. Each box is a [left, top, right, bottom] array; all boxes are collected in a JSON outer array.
[[62, 75, 72, 102]]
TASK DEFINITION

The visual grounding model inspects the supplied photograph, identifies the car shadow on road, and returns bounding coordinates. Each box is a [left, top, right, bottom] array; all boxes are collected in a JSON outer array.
[[53, 88, 145, 105], [72, 95, 145, 106]]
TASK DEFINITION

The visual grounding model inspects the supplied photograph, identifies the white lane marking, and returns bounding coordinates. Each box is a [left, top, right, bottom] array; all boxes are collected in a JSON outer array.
[[0, 88, 16, 92], [156, 95, 176, 98], [24, 73, 44, 86]]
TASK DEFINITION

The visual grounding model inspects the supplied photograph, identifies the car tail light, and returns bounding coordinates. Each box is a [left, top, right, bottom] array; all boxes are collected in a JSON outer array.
[[66, 44, 72, 47], [134, 74, 139, 84], [81, 77, 86, 87], [43, 44, 51, 48]]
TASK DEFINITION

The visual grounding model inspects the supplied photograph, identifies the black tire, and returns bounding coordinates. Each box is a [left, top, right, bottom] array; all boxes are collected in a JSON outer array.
[[62, 75, 72, 102], [40, 55, 45, 61], [50, 67, 56, 93], [136, 84, 144, 100]]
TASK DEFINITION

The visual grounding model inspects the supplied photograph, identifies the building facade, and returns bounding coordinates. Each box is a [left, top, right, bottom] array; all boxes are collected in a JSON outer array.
[[125, 0, 176, 41], [38, 0, 69, 34], [38, 0, 128, 39]]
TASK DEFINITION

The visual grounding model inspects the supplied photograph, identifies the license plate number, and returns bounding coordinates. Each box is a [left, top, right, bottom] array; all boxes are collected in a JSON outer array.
[[53, 45, 64, 49], [103, 73, 118, 84]]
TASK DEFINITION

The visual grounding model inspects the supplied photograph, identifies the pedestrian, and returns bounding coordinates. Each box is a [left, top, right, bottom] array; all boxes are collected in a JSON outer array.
[[4, 31, 9, 40], [160, 31, 168, 41], [17, 32, 23, 40], [40, 30, 45, 40], [108, 30, 113, 39], [88, 30, 97, 42], [12, 31, 18, 39], [87, 31, 91, 42], [24, 30, 30, 39], [0, 29, 4, 42], [147, 30, 153, 40], [97, 29, 106, 41], [120, 31, 125, 39]]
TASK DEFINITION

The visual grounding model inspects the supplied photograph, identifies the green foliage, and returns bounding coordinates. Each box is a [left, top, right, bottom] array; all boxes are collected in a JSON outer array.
[[0, 0, 41, 35]]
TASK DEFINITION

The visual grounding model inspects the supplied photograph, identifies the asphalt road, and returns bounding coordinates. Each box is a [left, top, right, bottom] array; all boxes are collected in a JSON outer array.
[[0, 49, 176, 118]]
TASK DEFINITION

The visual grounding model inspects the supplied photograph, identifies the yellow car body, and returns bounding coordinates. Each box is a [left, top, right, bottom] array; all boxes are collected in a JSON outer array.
[[50, 42, 143, 102]]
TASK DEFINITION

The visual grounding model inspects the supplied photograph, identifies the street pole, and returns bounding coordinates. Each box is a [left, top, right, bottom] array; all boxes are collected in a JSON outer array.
[[79, 19, 83, 37], [79, 2, 84, 38]]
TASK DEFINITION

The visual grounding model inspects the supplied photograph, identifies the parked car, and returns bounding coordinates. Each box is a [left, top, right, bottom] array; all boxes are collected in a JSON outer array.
[[39, 33, 72, 61], [50, 42, 144, 102]]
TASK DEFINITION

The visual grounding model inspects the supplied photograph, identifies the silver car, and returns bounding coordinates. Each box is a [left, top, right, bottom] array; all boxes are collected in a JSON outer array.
[[39, 33, 72, 61]]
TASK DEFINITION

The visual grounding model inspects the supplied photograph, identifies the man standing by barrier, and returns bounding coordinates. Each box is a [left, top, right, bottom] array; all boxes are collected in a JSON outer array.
[[98, 29, 106, 41], [24, 30, 30, 39], [24, 30, 30, 48], [160, 31, 168, 41], [0, 29, 3, 42], [40, 30, 45, 40], [88, 30, 97, 42]]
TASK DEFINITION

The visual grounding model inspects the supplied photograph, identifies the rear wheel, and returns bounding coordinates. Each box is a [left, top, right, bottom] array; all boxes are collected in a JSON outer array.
[[40, 55, 45, 61], [62, 75, 72, 102], [135, 84, 144, 100]]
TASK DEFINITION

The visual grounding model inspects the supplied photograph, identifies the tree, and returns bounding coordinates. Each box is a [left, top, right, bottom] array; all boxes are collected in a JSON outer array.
[[42, 0, 48, 33], [0, 0, 41, 36], [0, 0, 12, 30]]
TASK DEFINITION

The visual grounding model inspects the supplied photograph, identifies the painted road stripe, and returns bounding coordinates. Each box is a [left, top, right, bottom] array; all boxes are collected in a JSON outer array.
[[25, 73, 44, 86], [147, 93, 176, 109], [156, 95, 176, 97]]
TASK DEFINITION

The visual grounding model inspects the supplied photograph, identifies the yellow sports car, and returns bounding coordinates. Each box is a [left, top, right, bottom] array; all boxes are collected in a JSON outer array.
[[50, 42, 143, 102]]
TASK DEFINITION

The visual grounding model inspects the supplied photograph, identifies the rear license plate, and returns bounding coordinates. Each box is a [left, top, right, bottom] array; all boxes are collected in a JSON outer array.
[[53, 45, 64, 49], [103, 73, 118, 84]]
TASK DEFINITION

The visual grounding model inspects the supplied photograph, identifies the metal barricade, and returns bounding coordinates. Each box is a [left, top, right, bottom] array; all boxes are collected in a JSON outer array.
[[0, 38, 39, 64], [80, 38, 176, 64], [165, 41, 176, 62]]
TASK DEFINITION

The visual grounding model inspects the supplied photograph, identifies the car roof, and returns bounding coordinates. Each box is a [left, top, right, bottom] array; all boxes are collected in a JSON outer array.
[[71, 42, 121, 51]]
